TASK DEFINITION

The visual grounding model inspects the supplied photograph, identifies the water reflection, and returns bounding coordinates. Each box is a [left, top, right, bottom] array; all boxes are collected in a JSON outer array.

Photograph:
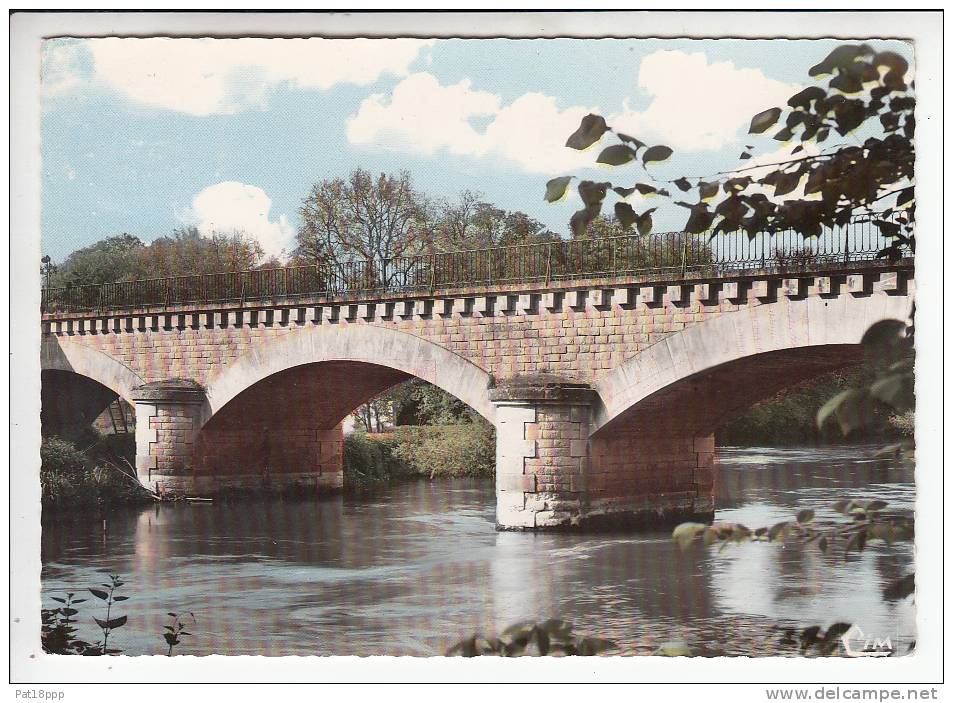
[[41, 445, 914, 656]]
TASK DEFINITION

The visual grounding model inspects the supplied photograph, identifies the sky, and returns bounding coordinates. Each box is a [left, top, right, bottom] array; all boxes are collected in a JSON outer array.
[[40, 37, 913, 261]]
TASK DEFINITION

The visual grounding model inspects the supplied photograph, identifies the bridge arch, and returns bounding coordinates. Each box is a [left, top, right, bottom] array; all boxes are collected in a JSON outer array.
[[592, 292, 913, 435], [41, 336, 145, 405], [203, 324, 495, 426]]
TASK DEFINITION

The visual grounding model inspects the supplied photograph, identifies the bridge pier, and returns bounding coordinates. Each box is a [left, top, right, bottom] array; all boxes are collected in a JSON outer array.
[[491, 378, 596, 530], [131, 380, 206, 496]]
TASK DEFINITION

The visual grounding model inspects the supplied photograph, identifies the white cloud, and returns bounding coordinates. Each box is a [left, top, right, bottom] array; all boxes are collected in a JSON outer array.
[[187, 182, 295, 258], [608, 50, 800, 151], [51, 38, 433, 115], [346, 72, 595, 174]]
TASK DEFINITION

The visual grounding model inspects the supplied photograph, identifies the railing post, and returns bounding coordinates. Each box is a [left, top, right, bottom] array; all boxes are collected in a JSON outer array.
[[843, 227, 850, 265], [430, 253, 437, 294], [545, 242, 552, 285], [680, 237, 688, 278]]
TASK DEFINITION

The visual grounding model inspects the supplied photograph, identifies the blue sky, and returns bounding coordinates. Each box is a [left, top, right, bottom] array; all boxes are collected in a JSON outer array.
[[40, 37, 912, 261]]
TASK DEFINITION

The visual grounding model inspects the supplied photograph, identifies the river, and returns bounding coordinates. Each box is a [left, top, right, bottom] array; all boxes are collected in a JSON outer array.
[[41, 445, 915, 656]]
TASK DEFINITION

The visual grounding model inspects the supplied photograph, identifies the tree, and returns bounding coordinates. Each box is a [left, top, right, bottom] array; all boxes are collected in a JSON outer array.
[[54, 233, 145, 287], [134, 226, 264, 278], [548, 43, 915, 428], [294, 168, 432, 287], [547, 43, 914, 255]]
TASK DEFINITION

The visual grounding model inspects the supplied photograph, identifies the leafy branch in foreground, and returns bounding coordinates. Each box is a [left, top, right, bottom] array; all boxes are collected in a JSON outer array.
[[447, 620, 615, 657], [89, 573, 128, 655], [547, 43, 915, 251], [673, 498, 913, 558], [163, 612, 195, 655]]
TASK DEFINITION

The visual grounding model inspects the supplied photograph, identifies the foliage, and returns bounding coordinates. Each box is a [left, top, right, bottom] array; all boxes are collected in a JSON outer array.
[[447, 620, 615, 657], [52, 233, 146, 287], [41, 592, 96, 655], [50, 227, 266, 288], [673, 498, 914, 559], [392, 422, 495, 479], [816, 319, 914, 438], [294, 168, 431, 280], [549, 44, 914, 248], [433, 189, 557, 250], [343, 418, 495, 488], [41, 434, 150, 508], [342, 432, 411, 488], [89, 573, 128, 655], [718, 360, 911, 446], [163, 612, 195, 656]]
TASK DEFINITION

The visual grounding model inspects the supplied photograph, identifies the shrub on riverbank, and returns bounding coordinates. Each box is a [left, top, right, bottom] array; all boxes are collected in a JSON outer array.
[[343, 418, 495, 488], [718, 364, 912, 446], [41, 434, 150, 508]]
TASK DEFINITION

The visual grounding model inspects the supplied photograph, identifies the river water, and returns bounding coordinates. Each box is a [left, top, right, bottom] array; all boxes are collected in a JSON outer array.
[[41, 445, 915, 657]]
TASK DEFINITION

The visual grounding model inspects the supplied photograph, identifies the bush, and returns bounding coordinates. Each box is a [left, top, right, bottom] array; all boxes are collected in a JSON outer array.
[[41, 434, 148, 508], [343, 432, 411, 488], [392, 421, 495, 479]]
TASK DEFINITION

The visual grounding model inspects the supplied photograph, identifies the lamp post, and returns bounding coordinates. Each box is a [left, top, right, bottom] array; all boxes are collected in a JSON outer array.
[[40, 255, 57, 289]]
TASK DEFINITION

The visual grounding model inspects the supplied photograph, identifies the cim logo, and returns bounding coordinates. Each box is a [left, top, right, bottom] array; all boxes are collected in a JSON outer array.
[[841, 625, 895, 657]]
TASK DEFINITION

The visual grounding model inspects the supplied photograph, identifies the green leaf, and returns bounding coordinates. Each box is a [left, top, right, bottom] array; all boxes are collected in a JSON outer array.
[[883, 573, 915, 601], [673, 177, 692, 191], [869, 373, 913, 411], [749, 107, 782, 134], [683, 204, 715, 234], [596, 144, 637, 166], [818, 536, 829, 553], [570, 208, 593, 238], [106, 615, 127, 629], [772, 170, 803, 197], [642, 145, 673, 164], [544, 176, 573, 203], [796, 509, 815, 524], [577, 180, 608, 207], [637, 208, 656, 236], [614, 202, 637, 230], [565, 114, 608, 150], [615, 132, 645, 149], [635, 183, 657, 195], [865, 500, 888, 511], [613, 186, 636, 198], [698, 181, 719, 200], [896, 187, 915, 207], [89, 589, 109, 601]]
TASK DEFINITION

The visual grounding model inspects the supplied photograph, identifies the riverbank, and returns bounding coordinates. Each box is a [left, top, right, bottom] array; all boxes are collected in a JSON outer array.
[[343, 422, 495, 488]]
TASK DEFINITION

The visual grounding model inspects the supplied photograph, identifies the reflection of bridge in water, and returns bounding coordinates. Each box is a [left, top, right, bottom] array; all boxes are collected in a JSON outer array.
[[41, 222, 913, 530]]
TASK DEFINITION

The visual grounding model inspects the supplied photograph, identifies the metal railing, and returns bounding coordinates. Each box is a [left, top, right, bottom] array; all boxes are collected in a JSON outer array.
[[41, 215, 911, 314]]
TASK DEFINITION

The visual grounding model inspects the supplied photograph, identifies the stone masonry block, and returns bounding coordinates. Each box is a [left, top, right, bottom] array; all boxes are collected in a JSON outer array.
[[476, 295, 495, 315], [782, 278, 805, 297], [876, 271, 900, 293], [542, 292, 560, 311], [518, 294, 534, 314], [568, 290, 587, 309], [434, 299, 452, 317], [752, 279, 772, 300], [723, 282, 742, 302], [847, 274, 868, 295], [667, 285, 688, 304], [498, 473, 537, 492], [693, 284, 712, 304], [613, 287, 635, 308], [639, 286, 658, 305], [357, 303, 375, 320], [569, 439, 588, 458], [452, 297, 470, 315], [816, 276, 833, 295], [589, 289, 611, 308], [414, 299, 431, 317]]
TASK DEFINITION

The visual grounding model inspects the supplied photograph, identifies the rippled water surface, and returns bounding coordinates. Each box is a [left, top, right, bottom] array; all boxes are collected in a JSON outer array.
[[41, 445, 915, 656]]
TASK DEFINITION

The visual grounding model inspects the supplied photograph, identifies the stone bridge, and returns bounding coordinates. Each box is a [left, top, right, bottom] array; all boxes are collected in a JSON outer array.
[[40, 255, 913, 530]]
